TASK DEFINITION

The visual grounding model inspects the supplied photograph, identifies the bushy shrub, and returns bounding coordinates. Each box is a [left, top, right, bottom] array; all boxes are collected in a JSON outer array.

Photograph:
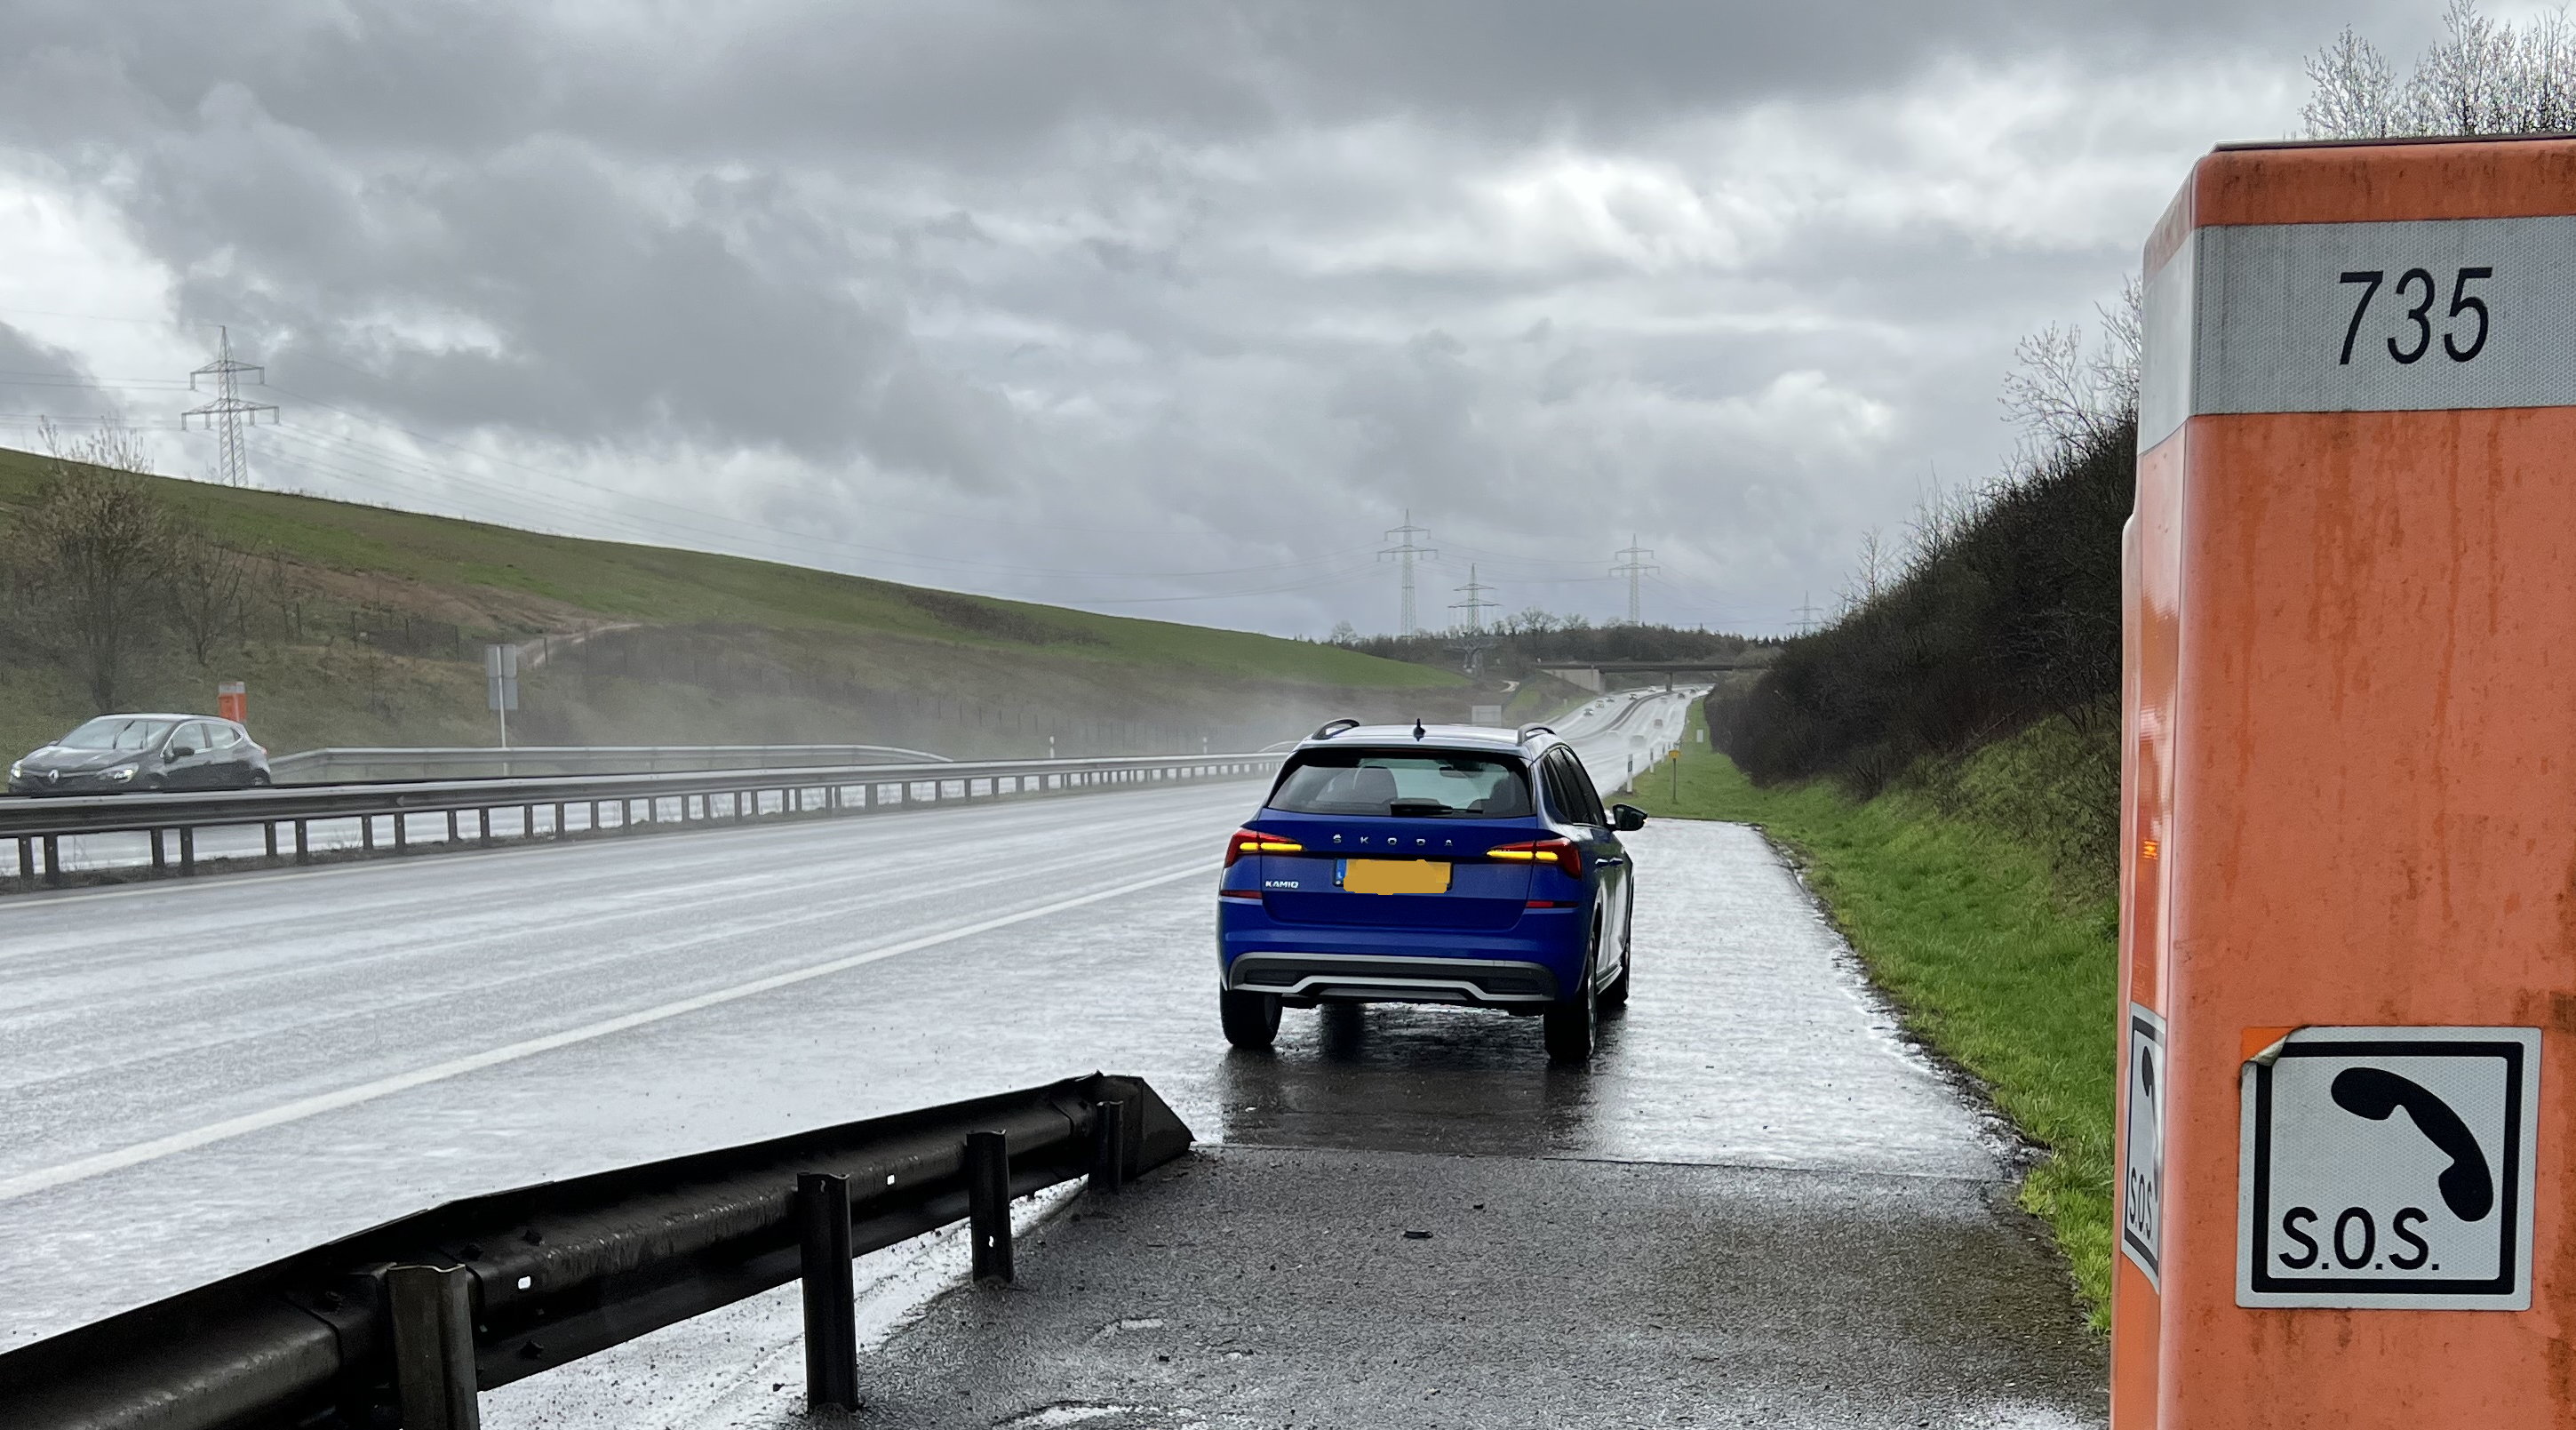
[[1713, 419, 2133, 794]]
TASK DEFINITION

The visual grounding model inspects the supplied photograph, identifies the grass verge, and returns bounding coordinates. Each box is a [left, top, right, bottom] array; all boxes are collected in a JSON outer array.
[[1628, 706, 2118, 1326], [0, 445, 1464, 757]]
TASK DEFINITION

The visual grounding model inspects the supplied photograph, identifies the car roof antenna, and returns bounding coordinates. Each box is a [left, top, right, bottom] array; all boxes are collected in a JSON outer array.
[[1412, 717, 1426, 740]]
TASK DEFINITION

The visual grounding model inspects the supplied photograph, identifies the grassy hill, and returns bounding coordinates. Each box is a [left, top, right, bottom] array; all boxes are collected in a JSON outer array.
[[0, 446, 1463, 759]]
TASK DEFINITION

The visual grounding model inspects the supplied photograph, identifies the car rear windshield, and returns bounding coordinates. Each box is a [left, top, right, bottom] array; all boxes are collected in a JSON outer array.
[[1267, 749, 1532, 819], [59, 717, 175, 752]]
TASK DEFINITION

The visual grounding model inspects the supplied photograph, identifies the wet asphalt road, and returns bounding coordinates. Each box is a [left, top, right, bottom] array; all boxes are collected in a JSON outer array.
[[0, 695, 1687, 1344], [472, 818, 2101, 1429], [0, 693, 2104, 1425]]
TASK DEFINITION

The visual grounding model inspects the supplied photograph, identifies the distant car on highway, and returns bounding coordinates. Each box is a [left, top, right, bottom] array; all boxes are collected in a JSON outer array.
[[7, 714, 272, 795], [1216, 718, 1644, 1061]]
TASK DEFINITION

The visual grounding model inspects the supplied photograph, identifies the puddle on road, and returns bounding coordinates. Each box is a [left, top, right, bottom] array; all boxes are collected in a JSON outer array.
[[992, 1403, 1211, 1430]]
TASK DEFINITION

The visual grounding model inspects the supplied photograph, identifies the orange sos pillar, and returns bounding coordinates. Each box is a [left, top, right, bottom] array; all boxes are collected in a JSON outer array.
[[2116, 134, 2576, 1427]]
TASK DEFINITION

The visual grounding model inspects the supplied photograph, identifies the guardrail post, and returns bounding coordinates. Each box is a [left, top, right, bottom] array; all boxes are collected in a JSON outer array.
[[41, 834, 60, 887], [150, 828, 166, 874], [476, 808, 492, 847], [551, 802, 566, 839], [178, 827, 195, 875], [263, 822, 278, 861], [1090, 1098, 1128, 1194], [387, 1263, 481, 1430], [15, 835, 31, 883], [295, 819, 310, 864], [394, 813, 409, 854], [797, 1172, 860, 1413], [361, 816, 376, 853], [967, 1130, 1014, 1283], [446, 810, 459, 843]]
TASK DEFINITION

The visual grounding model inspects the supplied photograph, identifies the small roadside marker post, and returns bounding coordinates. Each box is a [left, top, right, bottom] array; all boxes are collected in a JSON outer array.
[[2115, 134, 2576, 1426], [485, 644, 519, 751]]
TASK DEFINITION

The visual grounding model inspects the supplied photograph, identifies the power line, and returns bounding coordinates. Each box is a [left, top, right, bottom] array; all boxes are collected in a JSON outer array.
[[180, 326, 277, 488], [260, 416, 1376, 585], [253, 424, 1397, 611], [257, 424, 1392, 598], [1448, 563, 1497, 633], [1379, 509, 1437, 635], [1791, 591, 1826, 635], [1609, 534, 1657, 625]]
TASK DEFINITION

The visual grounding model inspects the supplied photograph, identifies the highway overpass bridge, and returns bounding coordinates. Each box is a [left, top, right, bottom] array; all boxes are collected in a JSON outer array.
[[1535, 657, 1768, 691]]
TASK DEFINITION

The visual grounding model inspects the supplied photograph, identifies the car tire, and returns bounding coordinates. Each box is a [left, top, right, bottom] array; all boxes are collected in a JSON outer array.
[[1544, 931, 1599, 1063], [1600, 909, 1632, 1011], [1220, 988, 1281, 1049]]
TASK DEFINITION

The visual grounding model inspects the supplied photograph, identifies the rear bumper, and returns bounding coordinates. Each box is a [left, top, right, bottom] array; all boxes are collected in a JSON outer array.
[[1225, 951, 1559, 1007]]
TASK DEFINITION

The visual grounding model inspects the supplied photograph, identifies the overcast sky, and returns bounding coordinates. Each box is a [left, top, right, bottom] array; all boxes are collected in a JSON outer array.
[[0, 1, 2492, 637]]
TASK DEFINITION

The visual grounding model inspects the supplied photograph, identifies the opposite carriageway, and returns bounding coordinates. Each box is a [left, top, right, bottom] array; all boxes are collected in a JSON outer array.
[[0, 753, 1283, 889]]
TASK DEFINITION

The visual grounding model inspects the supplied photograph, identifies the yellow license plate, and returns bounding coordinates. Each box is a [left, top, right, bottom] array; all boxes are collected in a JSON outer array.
[[1341, 859, 1451, 895]]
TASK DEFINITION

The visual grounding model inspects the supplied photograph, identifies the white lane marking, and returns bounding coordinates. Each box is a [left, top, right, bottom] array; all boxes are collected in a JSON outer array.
[[0, 863, 1214, 1202]]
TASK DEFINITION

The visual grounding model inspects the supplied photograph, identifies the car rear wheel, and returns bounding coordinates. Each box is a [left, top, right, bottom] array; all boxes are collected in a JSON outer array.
[[1219, 988, 1281, 1049], [1543, 929, 1599, 1063]]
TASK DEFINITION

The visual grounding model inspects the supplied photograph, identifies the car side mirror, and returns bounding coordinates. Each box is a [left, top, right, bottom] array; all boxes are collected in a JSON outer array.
[[1611, 803, 1647, 832], [167, 746, 195, 760]]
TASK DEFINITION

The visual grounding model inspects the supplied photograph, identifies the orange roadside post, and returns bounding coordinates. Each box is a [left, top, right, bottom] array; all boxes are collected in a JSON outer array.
[[2115, 133, 2576, 1426], [216, 680, 247, 725]]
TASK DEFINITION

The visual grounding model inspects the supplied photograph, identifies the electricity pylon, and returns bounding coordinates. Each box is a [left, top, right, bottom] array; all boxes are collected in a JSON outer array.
[[1379, 510, 1438, 635], [1610, 536, 1657, 625], [1449, 563, 1497, 633], [182, 326, 278, 488]]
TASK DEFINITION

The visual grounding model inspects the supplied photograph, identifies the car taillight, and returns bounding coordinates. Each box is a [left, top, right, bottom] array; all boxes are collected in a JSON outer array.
[[1224, 827, 1304, 867], [1487, 837, 1583, 880]]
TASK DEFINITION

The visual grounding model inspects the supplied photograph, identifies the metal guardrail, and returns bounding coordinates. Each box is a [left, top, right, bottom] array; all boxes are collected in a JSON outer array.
[[269, 743, 953, 783], [1, 753, 1283, 888], [0, 1074, 1192, 1430]]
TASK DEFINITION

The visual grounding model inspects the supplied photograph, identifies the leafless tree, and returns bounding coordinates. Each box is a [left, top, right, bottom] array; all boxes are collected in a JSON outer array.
[[2303, 27, 2404, 138], [2000, 277, 2142, 454], [13, 423, 178, 710], [1862, 526, 1892, 595], [164, 523, 258, 667], [1902, 470, 1974, 568], [2305, 2, 2576, 139]]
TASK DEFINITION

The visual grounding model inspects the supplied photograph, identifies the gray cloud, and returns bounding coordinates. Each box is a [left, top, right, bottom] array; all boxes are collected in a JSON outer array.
[[0, 0, 2461, 635]]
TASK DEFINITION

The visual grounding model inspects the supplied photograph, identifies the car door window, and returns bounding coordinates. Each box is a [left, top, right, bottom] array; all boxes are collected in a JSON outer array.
[[1539, 753, 1585, 827], [1551, 751, 1606, 827], [171, 723, 211, 756], [1575, 760, 1609, 827], [111, 720, 169, 753], [1535, 756, 1567, 822]]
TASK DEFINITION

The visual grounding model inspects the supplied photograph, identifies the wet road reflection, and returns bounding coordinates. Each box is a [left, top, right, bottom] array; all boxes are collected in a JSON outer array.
[[1194, 819, 1995, 1179], [1213, 1002, 1608, 1157]]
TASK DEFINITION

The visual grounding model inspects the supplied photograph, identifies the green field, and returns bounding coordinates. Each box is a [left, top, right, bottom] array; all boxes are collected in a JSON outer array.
[[1631, 703, 2120, 1326], [0, 446, 1463, 757]]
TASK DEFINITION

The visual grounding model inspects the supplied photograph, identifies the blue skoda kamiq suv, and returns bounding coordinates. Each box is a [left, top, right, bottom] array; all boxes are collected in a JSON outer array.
[[1216, 719, 1646, 1061]]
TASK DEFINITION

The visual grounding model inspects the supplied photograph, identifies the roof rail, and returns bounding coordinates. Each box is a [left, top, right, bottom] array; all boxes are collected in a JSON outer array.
[[1518, 723, 1558, 743], [1311, 717, 1363, 740]]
